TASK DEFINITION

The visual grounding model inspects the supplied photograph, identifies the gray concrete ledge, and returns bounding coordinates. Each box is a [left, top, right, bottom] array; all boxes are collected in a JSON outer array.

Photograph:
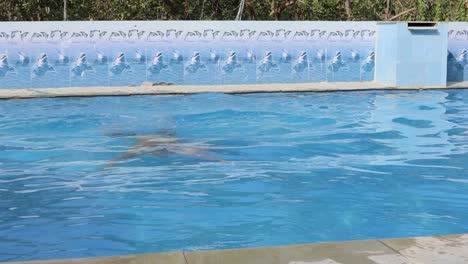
[[0, 81, 466, 99], [3, 234, 468, 264]]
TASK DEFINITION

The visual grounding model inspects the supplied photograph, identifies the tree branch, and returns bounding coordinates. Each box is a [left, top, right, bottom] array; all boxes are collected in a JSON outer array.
[[384, 0, 390, 20], [388, 7, 416, 20], [279, 0, 297, 13], [345, 0, 351, 20], [245, 0, 257, 20]]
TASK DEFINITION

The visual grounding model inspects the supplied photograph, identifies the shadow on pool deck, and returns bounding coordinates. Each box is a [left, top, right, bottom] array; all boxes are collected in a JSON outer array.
[[4, 234, 468, 264]]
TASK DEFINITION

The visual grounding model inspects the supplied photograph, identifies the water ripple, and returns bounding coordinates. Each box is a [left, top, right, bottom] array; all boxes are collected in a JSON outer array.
[[0, 90, 467, 261]]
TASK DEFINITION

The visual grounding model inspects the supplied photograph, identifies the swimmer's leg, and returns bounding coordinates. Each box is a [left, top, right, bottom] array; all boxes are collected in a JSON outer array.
[[106, 132, 138, 138], [168, 146, 227, 162], [105, 151, 140, 169]]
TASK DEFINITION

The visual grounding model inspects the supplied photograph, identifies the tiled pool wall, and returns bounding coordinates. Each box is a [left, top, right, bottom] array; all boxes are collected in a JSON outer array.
[[0, 21, 376, 89], [1, 21, 467, 90], [448, 22, 468, 83]]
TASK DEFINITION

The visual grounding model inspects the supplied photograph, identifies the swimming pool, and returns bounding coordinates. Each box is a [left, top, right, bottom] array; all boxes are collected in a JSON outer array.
[[0, 90, 467, 262]]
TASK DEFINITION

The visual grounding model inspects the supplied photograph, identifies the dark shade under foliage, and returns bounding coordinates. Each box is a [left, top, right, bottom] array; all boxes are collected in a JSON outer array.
[[0, 0, 467, 22]]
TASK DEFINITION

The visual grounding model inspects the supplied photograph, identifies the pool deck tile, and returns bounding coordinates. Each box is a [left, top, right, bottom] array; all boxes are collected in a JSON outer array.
[[378, 234, 468, 264], [184, 239, 407, 264], [448, 81, 468, 88], [3, 234, 468, 264], [4, 252, 186, 264]]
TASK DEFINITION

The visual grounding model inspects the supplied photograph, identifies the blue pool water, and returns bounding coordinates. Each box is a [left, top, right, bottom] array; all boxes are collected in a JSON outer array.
[[0, 90, 467, 261]]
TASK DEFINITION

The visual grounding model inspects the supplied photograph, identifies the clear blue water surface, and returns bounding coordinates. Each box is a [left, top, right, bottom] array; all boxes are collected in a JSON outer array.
[[0, 90, 467, 261]]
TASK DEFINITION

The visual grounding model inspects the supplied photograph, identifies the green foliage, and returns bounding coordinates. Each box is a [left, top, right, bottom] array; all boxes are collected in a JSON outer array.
[[416, 0, 427, 21], [433, 0, 443, 22], [0, 0, 467, 21], [455, 0, 468, 21]]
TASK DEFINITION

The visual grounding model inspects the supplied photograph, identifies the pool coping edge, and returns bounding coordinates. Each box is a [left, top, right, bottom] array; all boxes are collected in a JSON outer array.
[[3, 233, 468, 264], [1, 81, 467, 99]]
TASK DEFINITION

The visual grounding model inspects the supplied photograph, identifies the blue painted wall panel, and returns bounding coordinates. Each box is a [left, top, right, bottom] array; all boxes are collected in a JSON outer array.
[[397, 24, 448, 87], [375, 23, 398, 85], [376, 22, 447, 87]]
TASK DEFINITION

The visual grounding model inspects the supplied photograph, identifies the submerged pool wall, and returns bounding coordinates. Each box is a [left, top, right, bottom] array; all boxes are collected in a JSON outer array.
[[0, 21, 376, 89]]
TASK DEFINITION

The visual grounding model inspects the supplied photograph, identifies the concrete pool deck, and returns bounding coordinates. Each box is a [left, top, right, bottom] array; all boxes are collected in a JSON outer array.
[[4, 234, 468, 264], [0, 81, 467, 99]]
